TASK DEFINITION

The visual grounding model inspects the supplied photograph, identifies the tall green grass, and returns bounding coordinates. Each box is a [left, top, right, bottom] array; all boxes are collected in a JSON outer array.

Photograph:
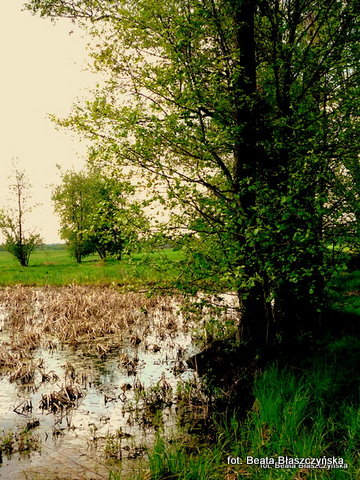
[[110, 334, 359, 480]]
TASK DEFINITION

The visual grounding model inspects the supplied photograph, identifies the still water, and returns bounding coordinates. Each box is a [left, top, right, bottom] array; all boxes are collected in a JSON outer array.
[[0, 288, 203, 480]]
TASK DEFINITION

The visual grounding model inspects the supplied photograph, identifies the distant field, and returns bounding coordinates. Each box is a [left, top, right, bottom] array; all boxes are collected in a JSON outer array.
[[0, 248, 184, 287]]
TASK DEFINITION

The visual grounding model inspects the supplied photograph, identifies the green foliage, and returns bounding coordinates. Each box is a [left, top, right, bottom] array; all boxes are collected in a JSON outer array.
[[0, 168, 43, 267], [328, 269, 360, 316], [3, 234, 42, 267], [52, 169, 94, 263], [52, 168, 148, 263]]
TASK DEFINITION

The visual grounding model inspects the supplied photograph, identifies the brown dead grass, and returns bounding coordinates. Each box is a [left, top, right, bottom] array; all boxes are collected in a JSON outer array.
[[0, 285, 180, 349], [0, 286, 186, 391]]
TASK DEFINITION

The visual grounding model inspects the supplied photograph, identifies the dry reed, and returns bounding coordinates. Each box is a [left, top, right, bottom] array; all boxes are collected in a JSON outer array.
[[0, 285, 181, 349]]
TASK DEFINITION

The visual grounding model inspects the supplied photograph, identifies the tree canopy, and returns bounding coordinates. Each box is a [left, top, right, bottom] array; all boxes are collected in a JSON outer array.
[[25, 0, 359, 348], [52, 168, 148, 262]]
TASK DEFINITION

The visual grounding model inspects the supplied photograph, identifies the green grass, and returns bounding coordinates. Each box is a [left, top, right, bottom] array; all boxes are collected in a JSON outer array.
[[0, 247, 184, 287], [328, 269, 360, 316], [114, 341, 359, 479]]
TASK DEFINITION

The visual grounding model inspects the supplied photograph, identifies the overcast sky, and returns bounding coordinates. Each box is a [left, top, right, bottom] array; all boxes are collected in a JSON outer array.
[[0, 0, 99, 243]]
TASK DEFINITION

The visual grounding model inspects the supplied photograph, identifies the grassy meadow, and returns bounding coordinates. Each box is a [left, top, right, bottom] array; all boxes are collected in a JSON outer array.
[[0, 246, 183, 287]]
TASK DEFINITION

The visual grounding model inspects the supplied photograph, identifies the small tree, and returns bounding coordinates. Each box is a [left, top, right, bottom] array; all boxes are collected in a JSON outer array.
[[52, 168, 148, 262], [52, 170, 93, 263], [0, 169, 43, 266]]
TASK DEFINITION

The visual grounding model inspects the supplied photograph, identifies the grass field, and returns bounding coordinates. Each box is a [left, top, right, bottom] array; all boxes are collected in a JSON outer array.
[[0, 247, 184, 287]]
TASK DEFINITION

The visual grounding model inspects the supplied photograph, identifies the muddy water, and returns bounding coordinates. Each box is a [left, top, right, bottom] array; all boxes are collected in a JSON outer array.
[[0, 290, 205, 480]]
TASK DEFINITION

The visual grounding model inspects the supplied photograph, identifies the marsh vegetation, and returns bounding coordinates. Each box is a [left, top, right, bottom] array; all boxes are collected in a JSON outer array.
[[0, 277, 358, 479], [0, 285, 237, 479]]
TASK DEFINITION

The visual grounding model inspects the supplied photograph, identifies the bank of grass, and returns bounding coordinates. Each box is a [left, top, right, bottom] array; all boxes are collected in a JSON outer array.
[[110, 270, 360, 480], [114, 338, 359, 480], [0, 248, 184, 287]]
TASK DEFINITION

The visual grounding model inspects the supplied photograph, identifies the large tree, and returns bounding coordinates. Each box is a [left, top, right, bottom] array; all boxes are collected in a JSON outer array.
[[26, 0, 359, 348]]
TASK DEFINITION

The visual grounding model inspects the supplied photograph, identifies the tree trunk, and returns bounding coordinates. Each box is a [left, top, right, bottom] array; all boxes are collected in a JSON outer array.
[[230, 0, 275, 348], [237, 284, 275, 349]]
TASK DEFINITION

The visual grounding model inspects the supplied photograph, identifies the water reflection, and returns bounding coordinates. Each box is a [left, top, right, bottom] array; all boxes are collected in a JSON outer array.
[[0, 291, 198, 479]]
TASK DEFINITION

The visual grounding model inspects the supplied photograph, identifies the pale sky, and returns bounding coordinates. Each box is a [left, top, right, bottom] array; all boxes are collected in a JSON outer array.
[[0, 0, 99, 243]]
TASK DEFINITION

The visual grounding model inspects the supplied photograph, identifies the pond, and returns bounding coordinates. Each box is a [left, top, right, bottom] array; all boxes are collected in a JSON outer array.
[[0, 286, 237, 479]]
